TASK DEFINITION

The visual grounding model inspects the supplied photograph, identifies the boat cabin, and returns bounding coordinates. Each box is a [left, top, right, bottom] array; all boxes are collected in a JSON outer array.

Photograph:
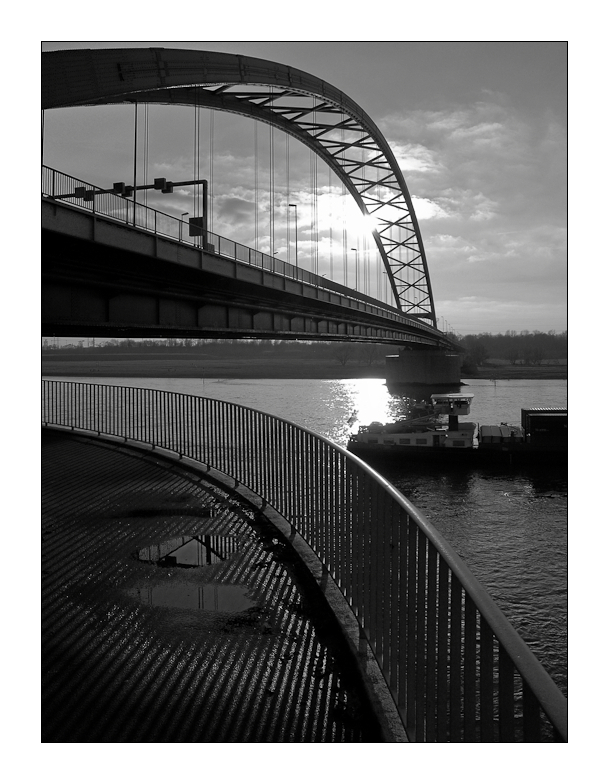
[[430, 393, 474, 416]]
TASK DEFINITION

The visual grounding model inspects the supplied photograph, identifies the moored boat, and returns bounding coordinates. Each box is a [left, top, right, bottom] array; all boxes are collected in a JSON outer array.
[[347, 394, 566, 465]]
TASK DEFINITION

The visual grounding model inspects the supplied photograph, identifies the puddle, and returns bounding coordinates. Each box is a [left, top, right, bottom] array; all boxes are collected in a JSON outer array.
[[127, 583, 255, 612], [133, 535, 239, 568], [129, 535, 252, 613]]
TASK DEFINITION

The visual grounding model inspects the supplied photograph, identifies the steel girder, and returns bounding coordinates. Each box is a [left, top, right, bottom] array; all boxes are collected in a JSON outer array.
[[42, 47, 437, 326]]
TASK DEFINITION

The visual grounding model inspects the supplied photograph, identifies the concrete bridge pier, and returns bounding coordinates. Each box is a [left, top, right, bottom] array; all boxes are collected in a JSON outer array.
[[385, 347, 463, 386]]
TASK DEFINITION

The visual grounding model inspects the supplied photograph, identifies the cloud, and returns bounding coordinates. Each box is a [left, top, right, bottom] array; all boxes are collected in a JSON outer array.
[[389, 142, 443, 174], [216, 196, 255, 222], [435, 294, 566, 334], [411, 197, 449, 220], [377, 98, 566, 330]]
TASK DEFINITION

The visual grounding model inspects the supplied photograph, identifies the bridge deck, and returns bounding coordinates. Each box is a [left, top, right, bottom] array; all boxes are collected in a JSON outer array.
[[41, 429, 383, 742]]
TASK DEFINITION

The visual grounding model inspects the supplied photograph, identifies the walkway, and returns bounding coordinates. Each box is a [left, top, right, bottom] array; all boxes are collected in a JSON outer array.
[[41, 429, 384, 742]]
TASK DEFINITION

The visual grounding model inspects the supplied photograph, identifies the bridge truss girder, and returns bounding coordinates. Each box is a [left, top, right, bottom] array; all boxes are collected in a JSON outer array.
[[42, 47, 437, 327]]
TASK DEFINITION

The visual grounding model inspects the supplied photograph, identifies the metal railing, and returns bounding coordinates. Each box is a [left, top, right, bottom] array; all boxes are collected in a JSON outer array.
[[41, 380, 567, 742], [41, 165, 448, 343]]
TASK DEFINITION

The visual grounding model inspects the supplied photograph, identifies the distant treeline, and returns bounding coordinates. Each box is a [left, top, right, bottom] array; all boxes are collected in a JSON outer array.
[[41, 338, 387, 366], [42, 331, 567, 368], [458, 330, 567, 368]]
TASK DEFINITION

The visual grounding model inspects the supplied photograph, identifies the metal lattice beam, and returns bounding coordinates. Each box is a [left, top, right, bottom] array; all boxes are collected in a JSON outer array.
[[42, 47, 437, 325]]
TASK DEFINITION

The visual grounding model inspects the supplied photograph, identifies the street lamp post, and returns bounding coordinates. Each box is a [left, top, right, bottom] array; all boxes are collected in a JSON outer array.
[[351, 248, 359, 291], [289, 204, 298, 270]]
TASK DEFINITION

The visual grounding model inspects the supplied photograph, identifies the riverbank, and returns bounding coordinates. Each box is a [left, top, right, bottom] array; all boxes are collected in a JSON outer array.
[[466, 362, 567, 381], [41, 353, 567, 380]]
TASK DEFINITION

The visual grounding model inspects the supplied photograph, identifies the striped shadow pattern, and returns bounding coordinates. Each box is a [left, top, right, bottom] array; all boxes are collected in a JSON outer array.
[[42, 429, 382, 742]]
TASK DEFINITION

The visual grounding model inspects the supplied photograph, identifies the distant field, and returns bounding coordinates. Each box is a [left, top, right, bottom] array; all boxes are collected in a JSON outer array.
[[40, 353, 386, 379], [472, 360, 567, 380], [41, 352, 567, 380]]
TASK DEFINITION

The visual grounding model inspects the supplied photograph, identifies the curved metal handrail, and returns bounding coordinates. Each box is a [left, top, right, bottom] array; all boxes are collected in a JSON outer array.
[[41, 379, 567, 741]]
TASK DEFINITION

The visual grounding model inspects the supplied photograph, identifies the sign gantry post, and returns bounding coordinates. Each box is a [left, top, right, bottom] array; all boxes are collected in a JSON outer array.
[[53, 177, 210, 250]]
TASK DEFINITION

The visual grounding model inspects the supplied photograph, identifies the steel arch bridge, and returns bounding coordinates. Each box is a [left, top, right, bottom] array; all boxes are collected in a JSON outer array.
[[42, 47, 437, 327]]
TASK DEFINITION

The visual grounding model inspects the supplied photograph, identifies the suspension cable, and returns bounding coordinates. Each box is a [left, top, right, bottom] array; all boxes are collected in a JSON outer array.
[[209, 108, 214, 233], [377, 226, 382, 302], [364, 233, 369, 296], [314, 144, 319, 276], [375, 159, 382, 301], [254, 120, 259, 250], [194, 93, 199, 218], [133, 102, 138, 226], [309, 150, 319, 272], [342, 178, 347, 286], [358, 134, 365, 293], [143, 104, 149, 208], [313, 105, 319, 276], [310, 148, 314, 275], [270, 122, 274, 258], [286, 134, 290, 265], [329, 166, 333, 280], [341, 114, 347, 286], [361, 141, 367, 296]]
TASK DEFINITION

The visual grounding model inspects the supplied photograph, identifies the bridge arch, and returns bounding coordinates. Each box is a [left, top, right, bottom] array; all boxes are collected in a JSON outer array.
[[42, 47, 437, 326]]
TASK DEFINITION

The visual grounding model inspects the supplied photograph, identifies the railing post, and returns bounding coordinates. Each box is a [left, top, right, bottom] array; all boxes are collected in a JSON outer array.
[[436, 558, 449, 741], [479, 617, 495, 741], [449, 576, 463, 741], [425, 545, 438, 742], [498, 645, 516, 741], [523, 682, 542, 742], [463, 595, 477, 741]]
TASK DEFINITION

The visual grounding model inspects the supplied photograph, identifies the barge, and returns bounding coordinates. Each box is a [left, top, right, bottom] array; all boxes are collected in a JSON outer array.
[[347, 393, 567, 465]]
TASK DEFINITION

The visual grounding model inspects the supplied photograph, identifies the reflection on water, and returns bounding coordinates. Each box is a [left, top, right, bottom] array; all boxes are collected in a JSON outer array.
[[127, 583, 255, 612], [134, 535, 239, 567], [130, 534, 252, 613]]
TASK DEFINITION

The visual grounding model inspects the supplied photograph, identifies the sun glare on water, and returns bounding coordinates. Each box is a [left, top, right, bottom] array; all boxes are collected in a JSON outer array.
[[344, 379, 392, 431]]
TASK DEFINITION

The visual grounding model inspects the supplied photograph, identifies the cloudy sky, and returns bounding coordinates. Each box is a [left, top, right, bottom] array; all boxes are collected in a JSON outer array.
[[42, 41, 567, 335]]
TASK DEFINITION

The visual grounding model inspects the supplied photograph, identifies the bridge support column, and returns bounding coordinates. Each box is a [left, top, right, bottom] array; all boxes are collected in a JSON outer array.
[[385, 348, 462, 386]]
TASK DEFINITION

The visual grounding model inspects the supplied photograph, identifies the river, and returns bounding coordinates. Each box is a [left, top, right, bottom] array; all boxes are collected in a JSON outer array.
[[49, 375, 568, 696]]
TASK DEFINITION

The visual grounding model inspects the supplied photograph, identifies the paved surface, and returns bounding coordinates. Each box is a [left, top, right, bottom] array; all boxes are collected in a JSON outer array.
[[42, 428, 384, 742]]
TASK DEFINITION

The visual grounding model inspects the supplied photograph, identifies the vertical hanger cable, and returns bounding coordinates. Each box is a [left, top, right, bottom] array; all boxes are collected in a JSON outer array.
[[254, 120, 259, 250], [209, 108, 214, 233]]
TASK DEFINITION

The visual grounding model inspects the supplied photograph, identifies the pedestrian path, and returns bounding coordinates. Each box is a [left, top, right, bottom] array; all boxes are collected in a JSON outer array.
[[41, 429, 383, 742]]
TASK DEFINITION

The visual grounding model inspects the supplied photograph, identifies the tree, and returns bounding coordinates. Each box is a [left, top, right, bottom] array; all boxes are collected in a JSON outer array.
[[358, 344, 381, 366], [333, 344, 353, 366], [462, 336, 488, 366], [531, 347, 546, 366], [507, 347, 519, 365]]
